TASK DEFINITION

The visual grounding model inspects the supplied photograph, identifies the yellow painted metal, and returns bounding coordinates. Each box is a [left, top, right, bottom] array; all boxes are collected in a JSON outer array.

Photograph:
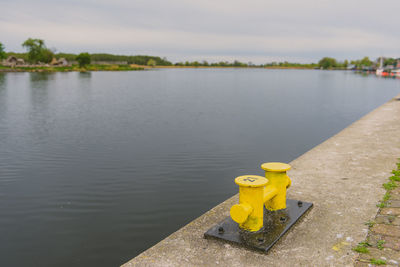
[[261, 162, 291, 211], [230, 175, 268, 232], [263, 186, 278, 203], [261, 162, 291, 172], [230, 162, 292, 232], [235, 175, 268, 187], [230, 203, 252, 224]]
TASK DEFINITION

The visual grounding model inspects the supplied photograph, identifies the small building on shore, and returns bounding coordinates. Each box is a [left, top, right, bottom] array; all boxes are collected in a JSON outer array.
[[2, 56, 25, 67], [58, 58, 68, 66], [17, 58, 25, 65], [50, 57, 69, 66], [3, 56, 17, 66]]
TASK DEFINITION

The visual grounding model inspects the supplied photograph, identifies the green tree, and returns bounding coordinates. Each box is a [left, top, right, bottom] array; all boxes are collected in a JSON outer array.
[[384, 58, 396, 66], [76, 53, 91, 68], [318, 57, 337, 69], [147, 59, 156, 67], [40, 48, 54, 63], [22, 38, 54, 63], [0, 42, 6, 60], [233, 60, 242, 67], [360, 56, 372, 66]]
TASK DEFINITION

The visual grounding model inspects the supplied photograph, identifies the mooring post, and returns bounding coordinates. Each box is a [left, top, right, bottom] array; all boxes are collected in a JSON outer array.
[[205, 162, 313, 252], [261, 162, 291, 211], [229, 163, 291, 232], [230, 175, 268, 232]]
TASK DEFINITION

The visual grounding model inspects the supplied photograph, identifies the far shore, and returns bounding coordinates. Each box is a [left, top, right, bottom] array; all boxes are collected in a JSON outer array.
[[155, 65, 318, 69], [0, 64, 350, 73], [0, 64, 148, 73]]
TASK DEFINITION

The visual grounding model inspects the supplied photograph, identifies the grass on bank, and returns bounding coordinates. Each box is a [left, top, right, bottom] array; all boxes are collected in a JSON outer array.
[[354, 158, 400, 264], [370, 258, 387, 265], [377, 240, 385, 250], [352, 242, 371, 253], [375, 160, 400, 208]]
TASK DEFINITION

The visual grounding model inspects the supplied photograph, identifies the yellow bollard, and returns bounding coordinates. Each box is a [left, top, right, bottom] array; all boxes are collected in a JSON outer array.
[[230, 163, 291, 232], [230, 175, 268, 232], [261, 162, 291, 211], [207, 162, 311, 250]]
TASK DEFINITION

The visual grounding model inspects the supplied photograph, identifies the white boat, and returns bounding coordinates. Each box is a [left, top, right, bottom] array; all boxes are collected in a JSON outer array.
[[391, 69, 400, 77], [376, 57, 384, 75]]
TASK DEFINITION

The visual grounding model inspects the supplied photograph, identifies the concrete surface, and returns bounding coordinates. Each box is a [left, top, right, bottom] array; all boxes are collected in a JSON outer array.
[[123, 94, 400, 267], [353, 165, 400, 266]]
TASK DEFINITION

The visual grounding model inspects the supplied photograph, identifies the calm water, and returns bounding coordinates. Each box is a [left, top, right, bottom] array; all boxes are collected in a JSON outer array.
[[0, 69, 399, 266]]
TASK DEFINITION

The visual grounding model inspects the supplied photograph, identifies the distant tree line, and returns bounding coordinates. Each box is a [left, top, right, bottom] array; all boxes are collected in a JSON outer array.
[[317, 56, 399, 70], [54, 52, 172, 66], [264, 61, 318, 68], [317, 57, 352, 69], [1, 39, 399, 70], [91, 54, 172, 66], [1, 38, 173, 67], [173, 60, 318, 68], [174, 60, 251, 67]]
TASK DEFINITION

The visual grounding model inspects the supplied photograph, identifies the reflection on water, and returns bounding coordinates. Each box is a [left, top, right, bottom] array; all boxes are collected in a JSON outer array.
[[0, 73, 5, 88], [0, 69, 399, 267], [29, 72, 55, 82], [79, 71, 92, 78], [0, 73, 7, 145]]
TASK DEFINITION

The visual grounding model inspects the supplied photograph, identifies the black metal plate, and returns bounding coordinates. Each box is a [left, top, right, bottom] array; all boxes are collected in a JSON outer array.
[[204, 199, 313, 252]]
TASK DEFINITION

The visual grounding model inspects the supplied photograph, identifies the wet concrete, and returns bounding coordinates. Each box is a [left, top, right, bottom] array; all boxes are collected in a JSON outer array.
[[122, 94, 400, 267]]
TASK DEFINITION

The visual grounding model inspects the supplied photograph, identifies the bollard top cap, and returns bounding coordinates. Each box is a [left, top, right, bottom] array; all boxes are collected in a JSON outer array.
[[235, 175, 268, 187], [261, 162, 291, 172]]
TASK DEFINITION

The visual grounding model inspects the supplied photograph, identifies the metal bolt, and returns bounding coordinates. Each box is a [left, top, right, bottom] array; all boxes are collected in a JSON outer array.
[[297, 201, 303, 207], [257, 237, 264, 243], [218, 227, 224, 234], [280, 216, 287, 223]]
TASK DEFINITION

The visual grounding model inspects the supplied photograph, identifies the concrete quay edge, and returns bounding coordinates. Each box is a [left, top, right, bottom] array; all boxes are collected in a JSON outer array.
[[123, 94, 400, 267]]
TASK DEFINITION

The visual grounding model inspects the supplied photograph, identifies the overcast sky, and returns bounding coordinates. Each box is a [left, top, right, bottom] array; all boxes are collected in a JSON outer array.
[[1, 0, 399, 63]]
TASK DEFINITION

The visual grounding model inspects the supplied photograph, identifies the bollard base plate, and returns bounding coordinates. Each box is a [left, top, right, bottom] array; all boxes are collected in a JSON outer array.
[[204, 199, 312, 253]]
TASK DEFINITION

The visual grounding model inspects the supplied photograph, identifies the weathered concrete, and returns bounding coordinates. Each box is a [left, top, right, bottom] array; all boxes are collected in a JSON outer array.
[[123, 94, 400, 267]]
